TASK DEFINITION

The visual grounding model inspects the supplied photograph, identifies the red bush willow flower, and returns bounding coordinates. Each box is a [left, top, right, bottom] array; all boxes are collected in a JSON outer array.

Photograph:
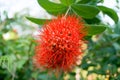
[[34, 16, 86, 71]]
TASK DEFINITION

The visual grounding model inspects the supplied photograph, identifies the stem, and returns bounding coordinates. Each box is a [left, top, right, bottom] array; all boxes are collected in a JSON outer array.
[[58, 70, 63, 80], [4, 64, 15, 80], [12, 74, 15, 80], [64, 6, 71, 17], [28, 41, 33, 60]]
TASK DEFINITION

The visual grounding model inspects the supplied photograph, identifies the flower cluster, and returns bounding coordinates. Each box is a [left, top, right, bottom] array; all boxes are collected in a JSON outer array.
[[34, 16, 86, 71]]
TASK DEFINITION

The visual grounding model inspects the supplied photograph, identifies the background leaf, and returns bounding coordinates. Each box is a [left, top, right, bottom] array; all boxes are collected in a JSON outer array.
[[85, 24, 106, 36], [37, 0, 67, 15], [84, 17, 101, 24], [77, 0, 91, 4], [60, 0, 75, 6], [26, 17, 51, 25], [71, 4, 100, 18], [98, 6, 119, 23]]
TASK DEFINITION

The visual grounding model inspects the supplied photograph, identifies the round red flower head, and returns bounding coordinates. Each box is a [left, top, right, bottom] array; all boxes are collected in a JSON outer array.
[[34, 15, 86, 71]]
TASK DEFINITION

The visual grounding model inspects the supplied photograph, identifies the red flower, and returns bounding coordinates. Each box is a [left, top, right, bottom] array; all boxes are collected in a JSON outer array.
[[34, 16, 86, 71]]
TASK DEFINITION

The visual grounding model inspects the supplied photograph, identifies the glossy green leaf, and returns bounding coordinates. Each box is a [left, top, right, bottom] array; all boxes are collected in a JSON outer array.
[[26, 17, 51, 25], [77, 0, 91, 4], [60, 0, 75, 6], [85, 24, 106, 36], [71, 4, 100, 18], [84, 17, 101, 24], [98, 6, 119, 23], [37, 0, 67, 15], [16, 58, 28, 69]]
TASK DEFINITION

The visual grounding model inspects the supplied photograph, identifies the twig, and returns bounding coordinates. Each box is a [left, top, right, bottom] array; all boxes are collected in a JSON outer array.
[[64, 6, 71, 17]]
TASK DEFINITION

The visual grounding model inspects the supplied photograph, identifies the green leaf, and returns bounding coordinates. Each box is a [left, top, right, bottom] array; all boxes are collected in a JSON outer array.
[[26, 17, 51, 25], [77, 0, 91, 4], [98, 6, 119, 23], [84, 17, 101, 24], [37, 0, 67, 15], [71, 4, 100, 18], [16, 57, 28, 69], [84, 24, 106, 36], [0, 55, 12, 68], [60, 0, 75, 6]]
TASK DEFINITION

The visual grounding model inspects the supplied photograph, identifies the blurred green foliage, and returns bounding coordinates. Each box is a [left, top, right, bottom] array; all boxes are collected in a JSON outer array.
[[0, 0, 120, 80], [81, 22, 120, 80], [0, 11, 36, 80]]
